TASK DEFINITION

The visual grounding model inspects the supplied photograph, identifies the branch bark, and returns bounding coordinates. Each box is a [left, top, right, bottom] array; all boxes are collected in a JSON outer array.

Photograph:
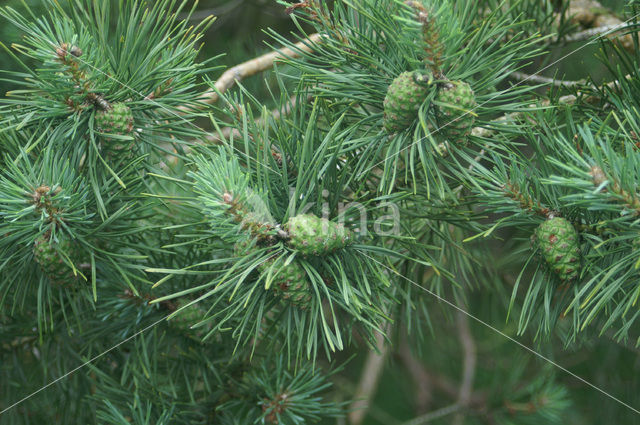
[[562, 23, 630, 44], [188, 33, 323, 108], [508, 71, 586, 88]]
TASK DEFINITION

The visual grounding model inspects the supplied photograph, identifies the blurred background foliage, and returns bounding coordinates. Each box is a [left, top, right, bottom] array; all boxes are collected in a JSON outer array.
[[1, 1, 640, 424]]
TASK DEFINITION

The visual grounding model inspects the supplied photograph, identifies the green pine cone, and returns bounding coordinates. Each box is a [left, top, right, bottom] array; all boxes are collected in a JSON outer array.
[[234, 238, 312, 307], [262, 256, 312, 308], [285, 214, 354, 256], [534, 217, 580, 282], [434, 80, 476, 145], [33, 235, 83, 287], [95, 102, 135, 155], [383, 71, 432, 133]]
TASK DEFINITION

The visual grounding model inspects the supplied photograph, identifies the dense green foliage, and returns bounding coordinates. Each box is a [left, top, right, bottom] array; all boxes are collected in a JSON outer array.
[[2, 0, 640, 424]]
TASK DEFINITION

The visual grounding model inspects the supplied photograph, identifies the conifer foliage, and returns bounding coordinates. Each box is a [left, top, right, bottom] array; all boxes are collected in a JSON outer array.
[[1, 0, 640, 424]]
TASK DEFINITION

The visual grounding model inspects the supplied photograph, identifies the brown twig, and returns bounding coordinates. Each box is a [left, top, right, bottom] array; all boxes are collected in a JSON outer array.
[[562, 23, 633, 45], [508, 71, 587, 88], [400, 403, 463, 425], [186, 33, 324, 108], [392, 342, 488, 424]]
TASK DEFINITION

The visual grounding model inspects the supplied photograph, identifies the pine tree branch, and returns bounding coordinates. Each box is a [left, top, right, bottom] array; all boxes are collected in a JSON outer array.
[[502, 181, 552, 217], [182, 18, 628, 152], [393, 343, 487, 412], [508, 71, 586, 88], [187, 33, 324, 108], [178, 4, 631, 153], [562, 24, 629, 44], [472, 74, 630, 140], [567, 0, 634, 50]]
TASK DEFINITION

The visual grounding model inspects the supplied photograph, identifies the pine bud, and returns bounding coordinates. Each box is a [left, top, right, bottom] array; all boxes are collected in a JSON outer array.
[[262, 393, 289, 424]]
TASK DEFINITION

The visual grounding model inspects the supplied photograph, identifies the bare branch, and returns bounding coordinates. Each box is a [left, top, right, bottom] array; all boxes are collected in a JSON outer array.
[[397, 337, 432, 414], [508, 71, 586, 88], [567, 0, 634, 50], [471, 74, 631, 140], [349, 327, 390, 425], [563, 24, 628, 43], [400, 403, 463, 425], [452, 311, 477, 425], [188, 33, 323, 108]]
